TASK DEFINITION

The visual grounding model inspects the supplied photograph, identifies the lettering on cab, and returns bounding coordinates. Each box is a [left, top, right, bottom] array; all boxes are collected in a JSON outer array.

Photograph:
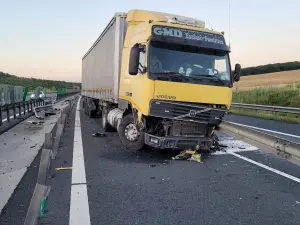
[[156, 95, 177, 100]]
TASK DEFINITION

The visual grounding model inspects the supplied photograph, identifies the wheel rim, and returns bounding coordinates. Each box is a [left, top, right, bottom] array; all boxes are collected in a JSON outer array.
[[124, 123, 139, 142]]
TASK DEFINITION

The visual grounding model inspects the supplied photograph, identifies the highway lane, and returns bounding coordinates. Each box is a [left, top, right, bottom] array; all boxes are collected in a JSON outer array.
[[225, 114, 300, 143], [40, 100, 300, 225]]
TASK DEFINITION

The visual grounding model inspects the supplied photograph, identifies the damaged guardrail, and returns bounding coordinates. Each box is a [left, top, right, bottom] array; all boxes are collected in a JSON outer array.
[[24, 96, 78, 225], [1, 92, 78, 135], [231, 103, 300, 115], [0, 99, 44, 126], [218, 121, 300, 162]]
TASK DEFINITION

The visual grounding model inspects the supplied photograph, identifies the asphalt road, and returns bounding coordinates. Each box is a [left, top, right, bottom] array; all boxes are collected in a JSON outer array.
[[37, 100, 300, 225]]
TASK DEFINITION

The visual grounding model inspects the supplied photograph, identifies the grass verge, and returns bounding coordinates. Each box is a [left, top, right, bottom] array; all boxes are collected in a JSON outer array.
[[233, 83, 300, 107], [232, 84, 300, 124]]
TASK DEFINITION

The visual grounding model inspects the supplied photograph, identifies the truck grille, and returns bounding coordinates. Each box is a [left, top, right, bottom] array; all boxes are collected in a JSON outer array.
[[171, 121, 207, 136], [149, 100, 226, 124]]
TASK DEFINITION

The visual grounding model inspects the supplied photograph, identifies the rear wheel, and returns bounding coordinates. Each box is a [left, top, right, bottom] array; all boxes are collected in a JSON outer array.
[[102, 107, 114, 132], [118, 114, 145, 151], [85, 98, 96, 118]]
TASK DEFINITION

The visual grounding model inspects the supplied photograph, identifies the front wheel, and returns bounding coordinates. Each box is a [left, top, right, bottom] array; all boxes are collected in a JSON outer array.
[[118, 114, 145, 151]]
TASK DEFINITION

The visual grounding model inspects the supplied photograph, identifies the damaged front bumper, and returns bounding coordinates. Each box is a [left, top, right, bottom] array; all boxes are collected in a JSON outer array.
[[145, 133, 212, 150]]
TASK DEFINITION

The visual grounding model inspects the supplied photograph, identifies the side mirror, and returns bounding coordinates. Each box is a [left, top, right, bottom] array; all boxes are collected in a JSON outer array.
[[129, 44, 140, 75], [233, 63, 241, 82]]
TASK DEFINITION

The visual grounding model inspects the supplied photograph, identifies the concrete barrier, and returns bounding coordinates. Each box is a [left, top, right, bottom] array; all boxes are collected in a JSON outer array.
[[23, 184, 51, 225], [23, 95, 78, 225]]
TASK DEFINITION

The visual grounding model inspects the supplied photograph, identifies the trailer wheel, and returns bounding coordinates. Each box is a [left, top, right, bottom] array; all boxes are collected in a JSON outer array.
[[102, 107, 114, 132], [118, 114, 145, 151], [86, 105, 93, 117]]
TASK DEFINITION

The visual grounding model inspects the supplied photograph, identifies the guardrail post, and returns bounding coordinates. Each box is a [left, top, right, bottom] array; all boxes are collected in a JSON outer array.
[[0, 107, 2, 126], [18, 102, 21, 118], [13, 103, 16, 119], [6, 105, 10, 123], [26, 101, 29, 113], [23, 102, 26, 115]]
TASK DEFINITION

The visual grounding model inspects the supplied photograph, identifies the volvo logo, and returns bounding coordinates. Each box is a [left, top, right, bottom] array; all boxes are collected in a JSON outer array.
[[189, 110, 197, 117]]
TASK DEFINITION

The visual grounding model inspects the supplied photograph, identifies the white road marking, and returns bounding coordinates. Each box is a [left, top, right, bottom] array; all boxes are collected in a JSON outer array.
[[2, 110, 29, 122], [225, 121, 300, 139], [230, 152, 300, 183], [69, 97, 91, 225], [69, 185, 91, 225], [72, 127, 87, 184]]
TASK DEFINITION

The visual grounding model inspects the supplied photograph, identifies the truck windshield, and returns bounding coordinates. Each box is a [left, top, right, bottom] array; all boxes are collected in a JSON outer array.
[[149, 41, 232, 86]]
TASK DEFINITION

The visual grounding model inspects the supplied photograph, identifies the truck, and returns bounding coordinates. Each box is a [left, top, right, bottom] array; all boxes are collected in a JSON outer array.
[[81, 9, 241, 151]]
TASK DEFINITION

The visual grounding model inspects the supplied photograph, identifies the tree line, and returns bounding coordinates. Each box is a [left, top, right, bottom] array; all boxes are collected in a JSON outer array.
[[0, 71, 81, 89], [1, 61, 299, 86], [241, 61, 300, 76]]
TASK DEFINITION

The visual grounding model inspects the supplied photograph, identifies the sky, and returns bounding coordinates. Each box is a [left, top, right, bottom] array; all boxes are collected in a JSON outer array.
[[0, 0, 299, 82]]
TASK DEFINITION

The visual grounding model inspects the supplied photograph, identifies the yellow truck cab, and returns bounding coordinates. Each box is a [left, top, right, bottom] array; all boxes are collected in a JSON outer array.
[[82, 10, 241, 151]]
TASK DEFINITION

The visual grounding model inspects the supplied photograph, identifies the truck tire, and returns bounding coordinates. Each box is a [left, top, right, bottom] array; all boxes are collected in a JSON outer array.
[[87, 105, 92, 117], [118, 114, 145, 151], [90, 110, 96, 118], [102, 107, 114, 132]]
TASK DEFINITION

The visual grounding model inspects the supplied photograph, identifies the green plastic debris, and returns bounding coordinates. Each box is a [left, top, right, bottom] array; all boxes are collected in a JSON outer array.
[[39, 199, 47, 217]]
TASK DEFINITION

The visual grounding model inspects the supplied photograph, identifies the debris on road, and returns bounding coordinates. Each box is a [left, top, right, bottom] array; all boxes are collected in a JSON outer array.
[[55, 167, 72, 171], [149, 164, 156, 168], [33, 104, 56, 119], [27, 121, 45, 125], [39, 187, 51, 217], [172, 149, 202, 163], [92, 132, 106, 137], [190, 153, 201, 163], [44, 109, 56, 116]]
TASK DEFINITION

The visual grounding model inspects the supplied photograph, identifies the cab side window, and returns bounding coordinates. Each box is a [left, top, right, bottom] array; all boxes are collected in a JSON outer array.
[[138, 47, 146, 73]]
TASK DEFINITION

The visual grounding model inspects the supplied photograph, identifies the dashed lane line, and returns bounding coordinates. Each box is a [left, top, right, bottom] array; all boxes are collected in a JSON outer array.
[[69, 97, 91, 225], [230, 152, 300, 183]]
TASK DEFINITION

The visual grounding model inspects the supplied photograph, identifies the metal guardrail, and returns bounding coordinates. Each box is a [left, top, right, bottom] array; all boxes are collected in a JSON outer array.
[[231, 103, 300, 115], [0, 92, 79, 127], [0, 99, 44, 126], [218, 121, 300, 161]]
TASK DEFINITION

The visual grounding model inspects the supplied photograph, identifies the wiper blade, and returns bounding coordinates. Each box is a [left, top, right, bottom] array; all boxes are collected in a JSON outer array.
[[151, 72, 190, 81], [211, 75, 227, 86], [190, 74, 227, 85]]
